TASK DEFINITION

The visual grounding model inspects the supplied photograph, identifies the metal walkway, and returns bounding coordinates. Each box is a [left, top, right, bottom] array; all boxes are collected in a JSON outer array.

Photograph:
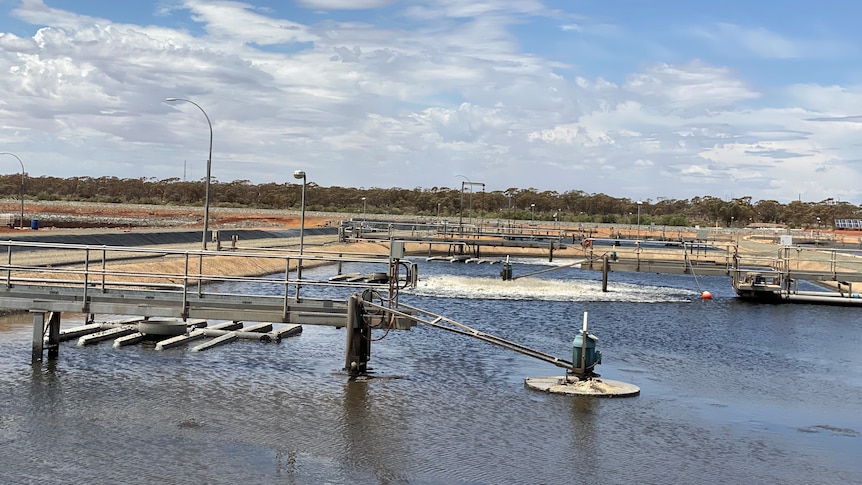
[[0, 239, 417, 324], [0, 239, 417, 365], [5, 238, 575, 376]]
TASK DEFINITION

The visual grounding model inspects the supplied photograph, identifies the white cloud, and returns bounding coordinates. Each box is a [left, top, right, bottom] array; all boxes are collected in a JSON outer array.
[[624, 61, 761, 110], [785, 84, 862, 113], [695, 23, 800, 59], [0, 1, 859, 205], [689, 22, 849, 60], [298, 0, 397, 9], [185, 0, 317, 44]]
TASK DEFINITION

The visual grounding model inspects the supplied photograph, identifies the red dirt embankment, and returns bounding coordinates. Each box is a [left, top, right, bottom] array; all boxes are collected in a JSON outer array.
[[0, 200, 334, 232]]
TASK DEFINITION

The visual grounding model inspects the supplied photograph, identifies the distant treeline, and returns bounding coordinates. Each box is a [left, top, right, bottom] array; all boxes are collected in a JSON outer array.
[[0, 174, 859, 229]]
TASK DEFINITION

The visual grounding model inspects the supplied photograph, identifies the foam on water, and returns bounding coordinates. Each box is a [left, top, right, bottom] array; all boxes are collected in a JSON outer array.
[[408, 275, 697, 302]]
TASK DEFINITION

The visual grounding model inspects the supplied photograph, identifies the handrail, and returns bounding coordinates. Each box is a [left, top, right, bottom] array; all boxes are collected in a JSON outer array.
[[0, 240, 417, 319], [731, 244, 862, 284]]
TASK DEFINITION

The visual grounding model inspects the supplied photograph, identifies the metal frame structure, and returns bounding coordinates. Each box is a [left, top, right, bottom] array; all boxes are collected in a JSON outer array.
[[0, 240, 417, 368]]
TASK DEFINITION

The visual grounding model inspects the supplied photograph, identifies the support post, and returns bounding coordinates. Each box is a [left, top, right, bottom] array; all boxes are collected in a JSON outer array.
[[344, 294, 371, 376], [31, 311, 61, 363], [31, 311, 45, 363], [47, 312, 60, 359], [601, 255, 609, 292]]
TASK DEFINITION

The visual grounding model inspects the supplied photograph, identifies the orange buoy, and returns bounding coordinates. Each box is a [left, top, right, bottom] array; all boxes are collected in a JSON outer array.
[[701, 291, 713, 300]]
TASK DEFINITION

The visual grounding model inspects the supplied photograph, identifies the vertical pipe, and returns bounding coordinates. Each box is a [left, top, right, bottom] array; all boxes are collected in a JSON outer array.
[[580, 312, 588, 376]]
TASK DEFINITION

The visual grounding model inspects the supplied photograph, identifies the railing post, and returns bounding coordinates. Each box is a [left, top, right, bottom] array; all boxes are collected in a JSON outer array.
[[6, 244, 11, 288], [82, 248, 90, 312], [283, 258, 290, 318], [182, 252, 190, 316], [101, 247, 107, 292], [197, 252, 204, 296]]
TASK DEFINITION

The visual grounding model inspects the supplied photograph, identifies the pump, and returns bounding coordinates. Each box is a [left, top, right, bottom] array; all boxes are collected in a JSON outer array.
[[571, 312, 601, 380]]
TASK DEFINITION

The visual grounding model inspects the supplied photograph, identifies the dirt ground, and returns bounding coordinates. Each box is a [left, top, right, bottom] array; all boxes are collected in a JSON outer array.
[[0, 200, 333, 232], [0, 200, 858, 292]]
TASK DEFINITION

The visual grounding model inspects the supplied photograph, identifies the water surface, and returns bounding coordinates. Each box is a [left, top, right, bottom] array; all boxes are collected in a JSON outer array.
[[1, 257, 859, 484]]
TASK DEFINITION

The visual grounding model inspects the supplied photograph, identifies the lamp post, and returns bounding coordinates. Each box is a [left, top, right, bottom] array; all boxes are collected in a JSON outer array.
[[478, 183, 485, 235], [0, 152, 24, 229], [636, 201, 642, 240], [361, 196, 367, 233], [293, 170, 306, 298], [165, 97, 213, 250], [530, 203, 536, 225], [507, 192, 513, 230]]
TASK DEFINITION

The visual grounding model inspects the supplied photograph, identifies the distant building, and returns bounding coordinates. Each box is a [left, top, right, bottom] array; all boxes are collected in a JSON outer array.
[[745, 222, 787, 230], [835, 219, 862, 230]]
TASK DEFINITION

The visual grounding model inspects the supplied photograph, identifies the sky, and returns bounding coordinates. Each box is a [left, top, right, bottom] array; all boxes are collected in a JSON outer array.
[[0, 0, 861, 204]]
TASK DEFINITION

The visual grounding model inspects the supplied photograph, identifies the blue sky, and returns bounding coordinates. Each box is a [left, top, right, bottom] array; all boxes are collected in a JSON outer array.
[[0, 0, 860, 204]]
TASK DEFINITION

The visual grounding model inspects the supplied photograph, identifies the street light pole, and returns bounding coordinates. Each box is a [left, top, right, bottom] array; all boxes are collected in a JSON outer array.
[[165, 97, 213, 250], [636, 201, 642, 240], [0, 152, 25, 229], [293, 170, 306, 298], [531, 203, 536, 225], [507, 193, 513, 229], [361, 196, 367, 233], [478, 183, 484, 235]]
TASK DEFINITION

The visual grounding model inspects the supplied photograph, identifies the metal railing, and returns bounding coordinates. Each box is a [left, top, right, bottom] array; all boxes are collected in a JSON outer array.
[[0, 239, 417, 324]]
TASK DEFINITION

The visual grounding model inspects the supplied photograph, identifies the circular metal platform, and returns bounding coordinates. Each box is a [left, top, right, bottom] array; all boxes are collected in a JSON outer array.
[[525, 376, 640, 397]]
